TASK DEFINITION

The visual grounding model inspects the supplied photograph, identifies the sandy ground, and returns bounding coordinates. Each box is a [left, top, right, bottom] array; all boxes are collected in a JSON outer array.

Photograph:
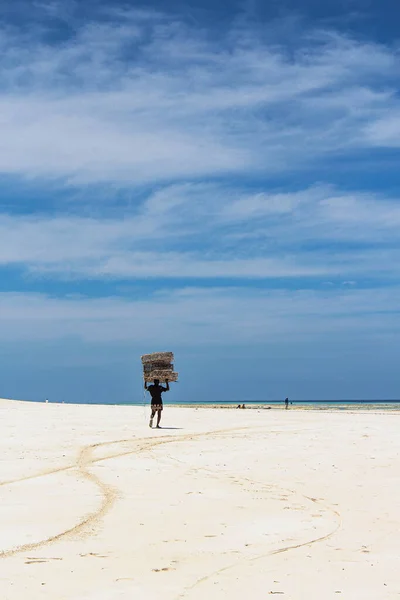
[[0, 399, 399, 600]]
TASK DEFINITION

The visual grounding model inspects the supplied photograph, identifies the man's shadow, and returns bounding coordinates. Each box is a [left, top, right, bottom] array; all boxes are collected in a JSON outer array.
[[157, 427, 182, 430]]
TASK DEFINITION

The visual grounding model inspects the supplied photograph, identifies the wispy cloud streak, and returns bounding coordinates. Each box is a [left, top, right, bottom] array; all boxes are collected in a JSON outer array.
[[0, 183, 399, 280], [0, 10, 399, 183], [1, 286, 399, 343]]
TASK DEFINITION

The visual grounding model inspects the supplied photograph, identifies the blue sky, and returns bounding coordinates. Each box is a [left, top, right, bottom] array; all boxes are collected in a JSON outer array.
[[0, 0, 399, 403]]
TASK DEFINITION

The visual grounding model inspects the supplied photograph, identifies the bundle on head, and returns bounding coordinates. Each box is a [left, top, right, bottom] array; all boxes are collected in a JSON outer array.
[[141, 352, 174, 364], [141, 351, 178, 383]]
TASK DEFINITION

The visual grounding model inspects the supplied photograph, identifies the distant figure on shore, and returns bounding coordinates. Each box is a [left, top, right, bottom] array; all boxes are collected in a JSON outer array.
[[241, 403, 246, 409], [285, 397, 289, 409], [145, 378, 169, 428]]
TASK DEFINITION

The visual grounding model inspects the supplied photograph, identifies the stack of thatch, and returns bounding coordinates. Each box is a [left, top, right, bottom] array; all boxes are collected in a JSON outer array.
[[141, 351, 178, 383]]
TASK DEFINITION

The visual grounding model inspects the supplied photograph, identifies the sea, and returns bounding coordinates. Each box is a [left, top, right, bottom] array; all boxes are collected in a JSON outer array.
[[18, 398, 400, 410], [132, 400, 400, 411]]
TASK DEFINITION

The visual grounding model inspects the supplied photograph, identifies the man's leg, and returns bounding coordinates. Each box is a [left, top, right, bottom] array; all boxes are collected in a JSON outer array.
[[150, 408, 156, 428], [156, 408, 162, 428]]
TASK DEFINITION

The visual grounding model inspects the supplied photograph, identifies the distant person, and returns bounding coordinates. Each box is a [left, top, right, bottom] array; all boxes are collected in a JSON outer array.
[[285, 397, 289, 409], [242, 404, 246, 409], [145, 378, 169, 428]]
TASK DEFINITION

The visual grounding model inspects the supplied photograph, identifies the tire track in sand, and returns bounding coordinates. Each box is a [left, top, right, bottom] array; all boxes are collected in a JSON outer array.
[[144, 437, 342, 600], [0, 428, 248, 559], [174, 484, 341, 599]]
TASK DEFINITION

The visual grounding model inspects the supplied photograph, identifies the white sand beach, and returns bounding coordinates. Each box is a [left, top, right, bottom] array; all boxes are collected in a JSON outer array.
[[0, 399, 399, 599]]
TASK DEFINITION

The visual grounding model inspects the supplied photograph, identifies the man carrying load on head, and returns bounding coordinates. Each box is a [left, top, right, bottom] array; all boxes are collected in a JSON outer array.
[[145, 378, 169, 428]]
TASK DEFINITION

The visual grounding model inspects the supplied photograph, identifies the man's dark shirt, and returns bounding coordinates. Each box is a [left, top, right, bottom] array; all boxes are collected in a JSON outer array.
[[148, 384, 167, 405]]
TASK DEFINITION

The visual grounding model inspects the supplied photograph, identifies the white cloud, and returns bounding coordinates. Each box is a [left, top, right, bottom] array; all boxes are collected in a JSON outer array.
[[220, 185, 400, 249], [0, 209, 331, 278], [0, 9, 398, 326], [320, 194, 400, 228], [0, 286, 399, 344], [0, 182, 399, 280], [0, 11, 399, 183], [363, 113, 400, 147], [222, 186, 326, 220]]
